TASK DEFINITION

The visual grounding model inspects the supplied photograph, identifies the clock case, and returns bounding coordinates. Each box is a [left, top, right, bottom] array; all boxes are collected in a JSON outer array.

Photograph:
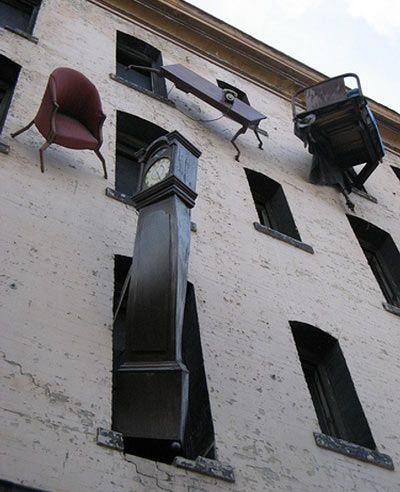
[[113, 131, 201, 448], [134, 130, 200, 209]]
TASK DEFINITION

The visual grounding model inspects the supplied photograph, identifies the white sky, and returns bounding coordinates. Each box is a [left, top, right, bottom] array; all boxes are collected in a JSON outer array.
[[188, 0, 400, 113]]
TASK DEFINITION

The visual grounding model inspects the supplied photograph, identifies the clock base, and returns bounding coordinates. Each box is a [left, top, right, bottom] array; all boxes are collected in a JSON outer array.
[[114, 361, 189, 443]]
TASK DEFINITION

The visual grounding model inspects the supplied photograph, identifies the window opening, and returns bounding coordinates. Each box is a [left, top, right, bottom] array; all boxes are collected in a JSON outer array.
[[0, 55, 20, 133], [302, 359, 340, 439], [0, 478, 44, 491], [391, 166, 400, 181], [114, 112, 167, 197], [116, 31, 167, 97], [290, 321, 376, 450], [112, 255, 131, 378], [245, 168, 301, 241], [347, 215, 400, 308], [112, 256, 215, 464], [0, 0, 41, 34], [181, 283, 215, 461]]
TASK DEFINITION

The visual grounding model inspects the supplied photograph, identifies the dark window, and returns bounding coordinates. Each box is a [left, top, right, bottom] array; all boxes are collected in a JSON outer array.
[[347, 215, 400, 307], [290, 321, 376, 450], [114, 112, 167, 198], [392, 166, 400, 181], [112, 255, 132, 379], [112, 256, 215, 464], [0, 479, 44, 491], [116, 31, 167, 97], [0, 0, 41, 34], [180, 283, 215, 461], [0, 55, 20, 134], [245, 168, 301, 240]]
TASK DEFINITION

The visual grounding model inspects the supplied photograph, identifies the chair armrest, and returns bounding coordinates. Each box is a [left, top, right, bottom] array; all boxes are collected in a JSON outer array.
[[34, 75, 61, 140]]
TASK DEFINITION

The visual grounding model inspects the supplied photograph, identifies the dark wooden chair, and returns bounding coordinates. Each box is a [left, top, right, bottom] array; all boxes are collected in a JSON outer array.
[[12, 67, 107, 178], [292, 74, 384, 189], [292, 74, 385, 209]]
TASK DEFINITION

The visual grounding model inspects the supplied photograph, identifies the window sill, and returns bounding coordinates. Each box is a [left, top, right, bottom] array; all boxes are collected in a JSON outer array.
[[382, 302, 400, 317], [253, 222, 314, 254], [96, 428, 234, 481], [96, 427, 124, 451], [314, 432, 394, 470], [109, 73, 175, 108], [352, 187, 378, 204], [0, 138, 10, 154], [173, 456, 235, 482], [106, 187, 136, 207], [4, 25, 38, 44]]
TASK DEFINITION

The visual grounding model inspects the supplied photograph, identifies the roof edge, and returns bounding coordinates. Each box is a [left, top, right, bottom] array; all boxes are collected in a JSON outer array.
[[90, 0, 400, 151]]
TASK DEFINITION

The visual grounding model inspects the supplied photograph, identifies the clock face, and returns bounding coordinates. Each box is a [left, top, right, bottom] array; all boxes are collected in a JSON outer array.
[[143, 157, 171, 189]]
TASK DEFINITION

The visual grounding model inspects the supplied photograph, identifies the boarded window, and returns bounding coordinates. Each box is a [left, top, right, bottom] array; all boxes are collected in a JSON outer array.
[[114, 112, 167, 198], [0, 55, 20, 134], [112, 256, 215, 463], [347, 215, 400, 308], [245, 168, 301, 240], [290, 321, 376, 450], [0, 0, 41, 34], [116, 31, 167, 97]]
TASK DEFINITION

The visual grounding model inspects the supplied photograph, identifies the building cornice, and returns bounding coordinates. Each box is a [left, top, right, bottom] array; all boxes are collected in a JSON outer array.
[[92, 0, 400, 151]]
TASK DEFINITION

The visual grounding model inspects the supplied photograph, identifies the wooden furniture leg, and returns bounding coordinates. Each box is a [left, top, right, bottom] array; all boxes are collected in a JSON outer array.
[[95, 149, 108, 179], [11, 120, 34, 139], [39, 141, 51, 173]]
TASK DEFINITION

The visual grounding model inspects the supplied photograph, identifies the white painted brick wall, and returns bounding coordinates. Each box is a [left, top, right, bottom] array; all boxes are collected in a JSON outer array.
[[1, 1, 400, 490]]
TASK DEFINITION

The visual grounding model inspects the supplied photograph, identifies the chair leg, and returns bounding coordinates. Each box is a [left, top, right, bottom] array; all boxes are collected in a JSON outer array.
[[95, 149, 108, 179], [39, 141, 51, 173], [11, 120, 34, 139]]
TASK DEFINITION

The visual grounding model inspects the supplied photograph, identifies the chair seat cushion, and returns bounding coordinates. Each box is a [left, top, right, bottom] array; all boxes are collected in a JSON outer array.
[[39, 113, 99, 150]]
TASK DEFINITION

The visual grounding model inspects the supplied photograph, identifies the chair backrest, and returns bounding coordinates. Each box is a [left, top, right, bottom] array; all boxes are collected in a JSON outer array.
[[305, 77, 346, 111], [51, 67, 102, 132], [35, 67, 103, 139]]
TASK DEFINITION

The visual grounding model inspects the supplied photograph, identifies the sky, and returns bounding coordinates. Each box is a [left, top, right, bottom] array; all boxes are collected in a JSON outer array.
[[187, 0, 400, 114]]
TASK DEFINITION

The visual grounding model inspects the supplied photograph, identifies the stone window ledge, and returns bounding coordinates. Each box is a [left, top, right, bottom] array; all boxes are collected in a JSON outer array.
[[4, 25, 38, 44], [382, 302, 400, 318], [314, 432, 394, 470], [0, 138, 10, 155], [109, 73, 175, 107], [173, 456, 235, 482], [96, 429, 234, 481], [106, 186, 136, 207], [254, 222, 314, 254], [96, 427, 124, 451]]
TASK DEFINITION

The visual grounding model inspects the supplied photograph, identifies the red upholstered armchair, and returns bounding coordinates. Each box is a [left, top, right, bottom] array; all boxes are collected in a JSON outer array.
[[12, 67, 107, 178]]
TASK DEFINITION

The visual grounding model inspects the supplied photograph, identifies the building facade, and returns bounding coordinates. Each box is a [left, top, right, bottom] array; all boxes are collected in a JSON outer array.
[[1, 1, 400, 491]]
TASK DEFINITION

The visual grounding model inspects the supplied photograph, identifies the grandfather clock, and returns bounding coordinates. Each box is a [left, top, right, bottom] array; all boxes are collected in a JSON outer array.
[[114, 131, 200, 450]]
